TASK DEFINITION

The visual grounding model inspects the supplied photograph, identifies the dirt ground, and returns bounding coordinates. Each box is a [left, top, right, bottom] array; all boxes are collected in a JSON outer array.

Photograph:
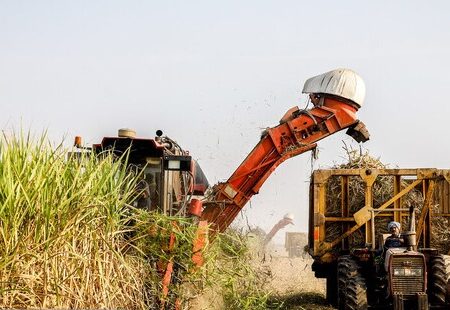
[[263, 245, 334, 310], [189, 244, 335, 310]]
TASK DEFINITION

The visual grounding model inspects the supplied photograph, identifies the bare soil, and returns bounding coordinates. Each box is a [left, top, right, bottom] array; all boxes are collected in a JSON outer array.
[[263, 246, 334, 310], [189, 245, 335, 309]]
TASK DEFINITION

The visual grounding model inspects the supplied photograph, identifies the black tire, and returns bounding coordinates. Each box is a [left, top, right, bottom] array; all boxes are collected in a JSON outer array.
[[428, 254, 449, 306], [337, 256, 360, 310], [445, 255, 450, 303], [346, 275, 368, 310]]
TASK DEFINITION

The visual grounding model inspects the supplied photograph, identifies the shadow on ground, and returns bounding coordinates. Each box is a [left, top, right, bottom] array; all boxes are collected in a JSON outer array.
[[267, 292, 335, 310]]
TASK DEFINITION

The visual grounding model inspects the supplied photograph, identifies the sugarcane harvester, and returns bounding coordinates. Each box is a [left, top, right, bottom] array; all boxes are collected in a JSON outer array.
[[74, 68, 369, 308]]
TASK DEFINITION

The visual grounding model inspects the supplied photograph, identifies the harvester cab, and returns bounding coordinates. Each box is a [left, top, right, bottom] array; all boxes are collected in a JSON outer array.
[[74, 128, 210, 217]]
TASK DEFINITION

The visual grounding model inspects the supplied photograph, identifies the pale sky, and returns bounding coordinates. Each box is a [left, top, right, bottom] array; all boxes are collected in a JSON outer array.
[[1, 1, 449, 243]]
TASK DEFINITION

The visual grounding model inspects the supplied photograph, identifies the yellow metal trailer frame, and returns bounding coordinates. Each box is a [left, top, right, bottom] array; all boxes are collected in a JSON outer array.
[[309, 168, 450, 263]]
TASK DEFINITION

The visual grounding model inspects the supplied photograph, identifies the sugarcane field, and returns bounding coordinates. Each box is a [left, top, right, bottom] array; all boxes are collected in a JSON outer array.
[[1, 2, 450, 310]]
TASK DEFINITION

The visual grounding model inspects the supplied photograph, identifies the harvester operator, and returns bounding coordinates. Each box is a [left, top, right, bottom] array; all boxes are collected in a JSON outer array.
[[384, 221, 404, 248]]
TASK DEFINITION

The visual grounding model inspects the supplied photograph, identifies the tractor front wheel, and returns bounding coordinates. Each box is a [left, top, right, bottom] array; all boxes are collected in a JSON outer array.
[[428, 254, 449, 306]]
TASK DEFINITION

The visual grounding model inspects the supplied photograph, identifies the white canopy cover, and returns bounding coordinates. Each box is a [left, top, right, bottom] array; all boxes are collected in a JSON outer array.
[[302, 68, 366, 108]]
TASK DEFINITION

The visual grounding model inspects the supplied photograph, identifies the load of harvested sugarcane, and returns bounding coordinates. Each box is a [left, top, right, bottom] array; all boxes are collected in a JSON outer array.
[[323, 146, 450, 253]]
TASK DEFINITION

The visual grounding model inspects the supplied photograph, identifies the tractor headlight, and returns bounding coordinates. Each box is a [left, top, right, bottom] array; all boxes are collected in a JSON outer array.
[[393, 267, 423, 276]]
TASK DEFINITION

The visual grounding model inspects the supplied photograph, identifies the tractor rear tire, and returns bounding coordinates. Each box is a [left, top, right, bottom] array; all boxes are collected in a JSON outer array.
[[428, 254, 449, 306], [337, 255, 360, 310], [346, 275, 368, 310]]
